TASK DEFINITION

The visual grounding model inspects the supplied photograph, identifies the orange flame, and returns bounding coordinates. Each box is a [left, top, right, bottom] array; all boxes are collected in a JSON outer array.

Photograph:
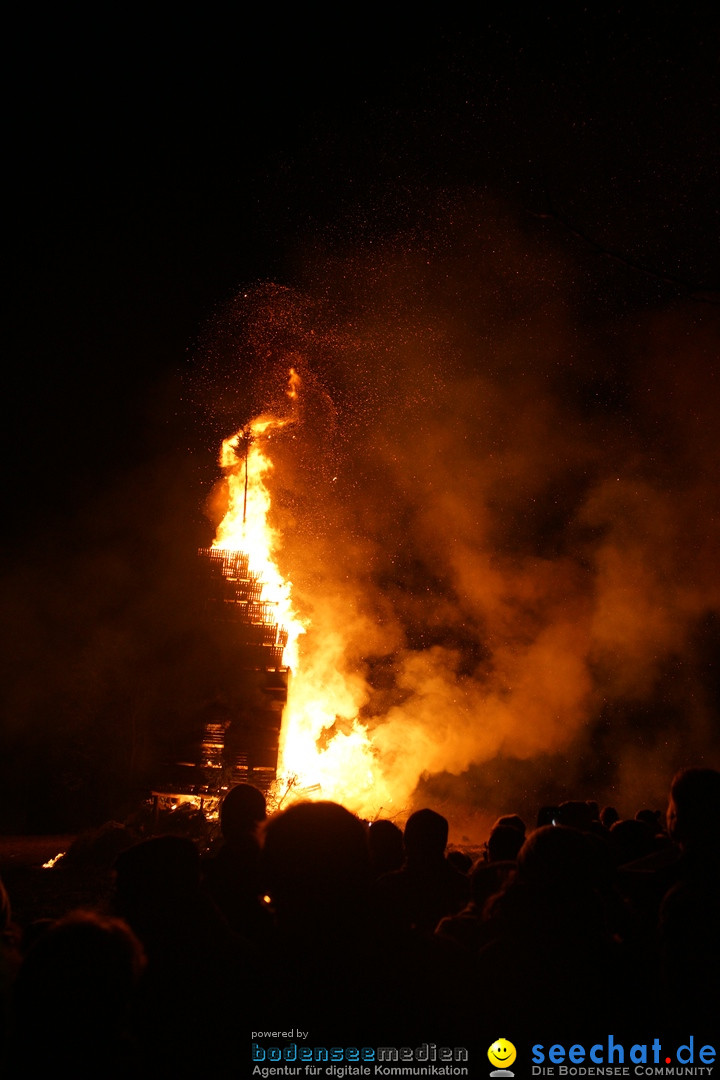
[[211, 370, 397, 816], [213, 403, 304, 671]]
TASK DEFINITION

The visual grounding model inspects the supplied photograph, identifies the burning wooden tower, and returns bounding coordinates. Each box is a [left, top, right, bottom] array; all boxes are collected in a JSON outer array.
[[194, 545, 289, 793], [149, 409, 298, 812], [149, 545, 289, 811]]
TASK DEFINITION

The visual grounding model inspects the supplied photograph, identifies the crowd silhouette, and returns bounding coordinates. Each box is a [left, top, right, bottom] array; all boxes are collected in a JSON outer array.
[[1, 767, 718, 1074]]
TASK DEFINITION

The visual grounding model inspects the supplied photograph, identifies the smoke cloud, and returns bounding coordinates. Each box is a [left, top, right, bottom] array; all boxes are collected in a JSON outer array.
[[197, 196, 720, 833]]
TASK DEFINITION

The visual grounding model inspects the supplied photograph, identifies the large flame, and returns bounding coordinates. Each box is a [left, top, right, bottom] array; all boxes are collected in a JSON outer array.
[[211, 369, 395, 816], [203, 263, 720, 833]]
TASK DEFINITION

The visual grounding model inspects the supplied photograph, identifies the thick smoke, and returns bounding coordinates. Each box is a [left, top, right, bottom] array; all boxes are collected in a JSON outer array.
[[198, 198, 720, 831], [5, 199, 714, 835]]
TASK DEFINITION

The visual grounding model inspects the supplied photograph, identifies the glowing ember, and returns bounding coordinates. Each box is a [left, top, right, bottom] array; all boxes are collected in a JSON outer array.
[[42, 852, 66, 869], [163, 794, 220, 819], [210, 370, 396, 817]]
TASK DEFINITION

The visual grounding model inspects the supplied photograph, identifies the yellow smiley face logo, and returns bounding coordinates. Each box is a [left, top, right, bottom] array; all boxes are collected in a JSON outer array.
[[488, 1039, 517, 1069]]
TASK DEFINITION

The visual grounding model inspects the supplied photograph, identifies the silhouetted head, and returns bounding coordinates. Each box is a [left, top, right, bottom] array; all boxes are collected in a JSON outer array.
[[487, 823, 524, 863], [635, 808, 663, 833], [470, 860, 516, 908], [368, 819, 404, 876], [13, 909, 145, 1021], [600, 805, 620, 829], [112, 834, 201, 916], [262, 801, 371, 923], [494, 814, 526, 837], [555, 801, 594, 832], [220, 783, 266, 843], [447, 849, 473, 874], [403, 808, 449, 862], [666, 767, 720, 850], [516, 825, 603, 893]]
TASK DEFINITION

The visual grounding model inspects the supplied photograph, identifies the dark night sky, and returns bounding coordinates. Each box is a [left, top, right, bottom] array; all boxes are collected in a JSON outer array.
[[3, 7, 719, 829], [7, 9, 717, 507]]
